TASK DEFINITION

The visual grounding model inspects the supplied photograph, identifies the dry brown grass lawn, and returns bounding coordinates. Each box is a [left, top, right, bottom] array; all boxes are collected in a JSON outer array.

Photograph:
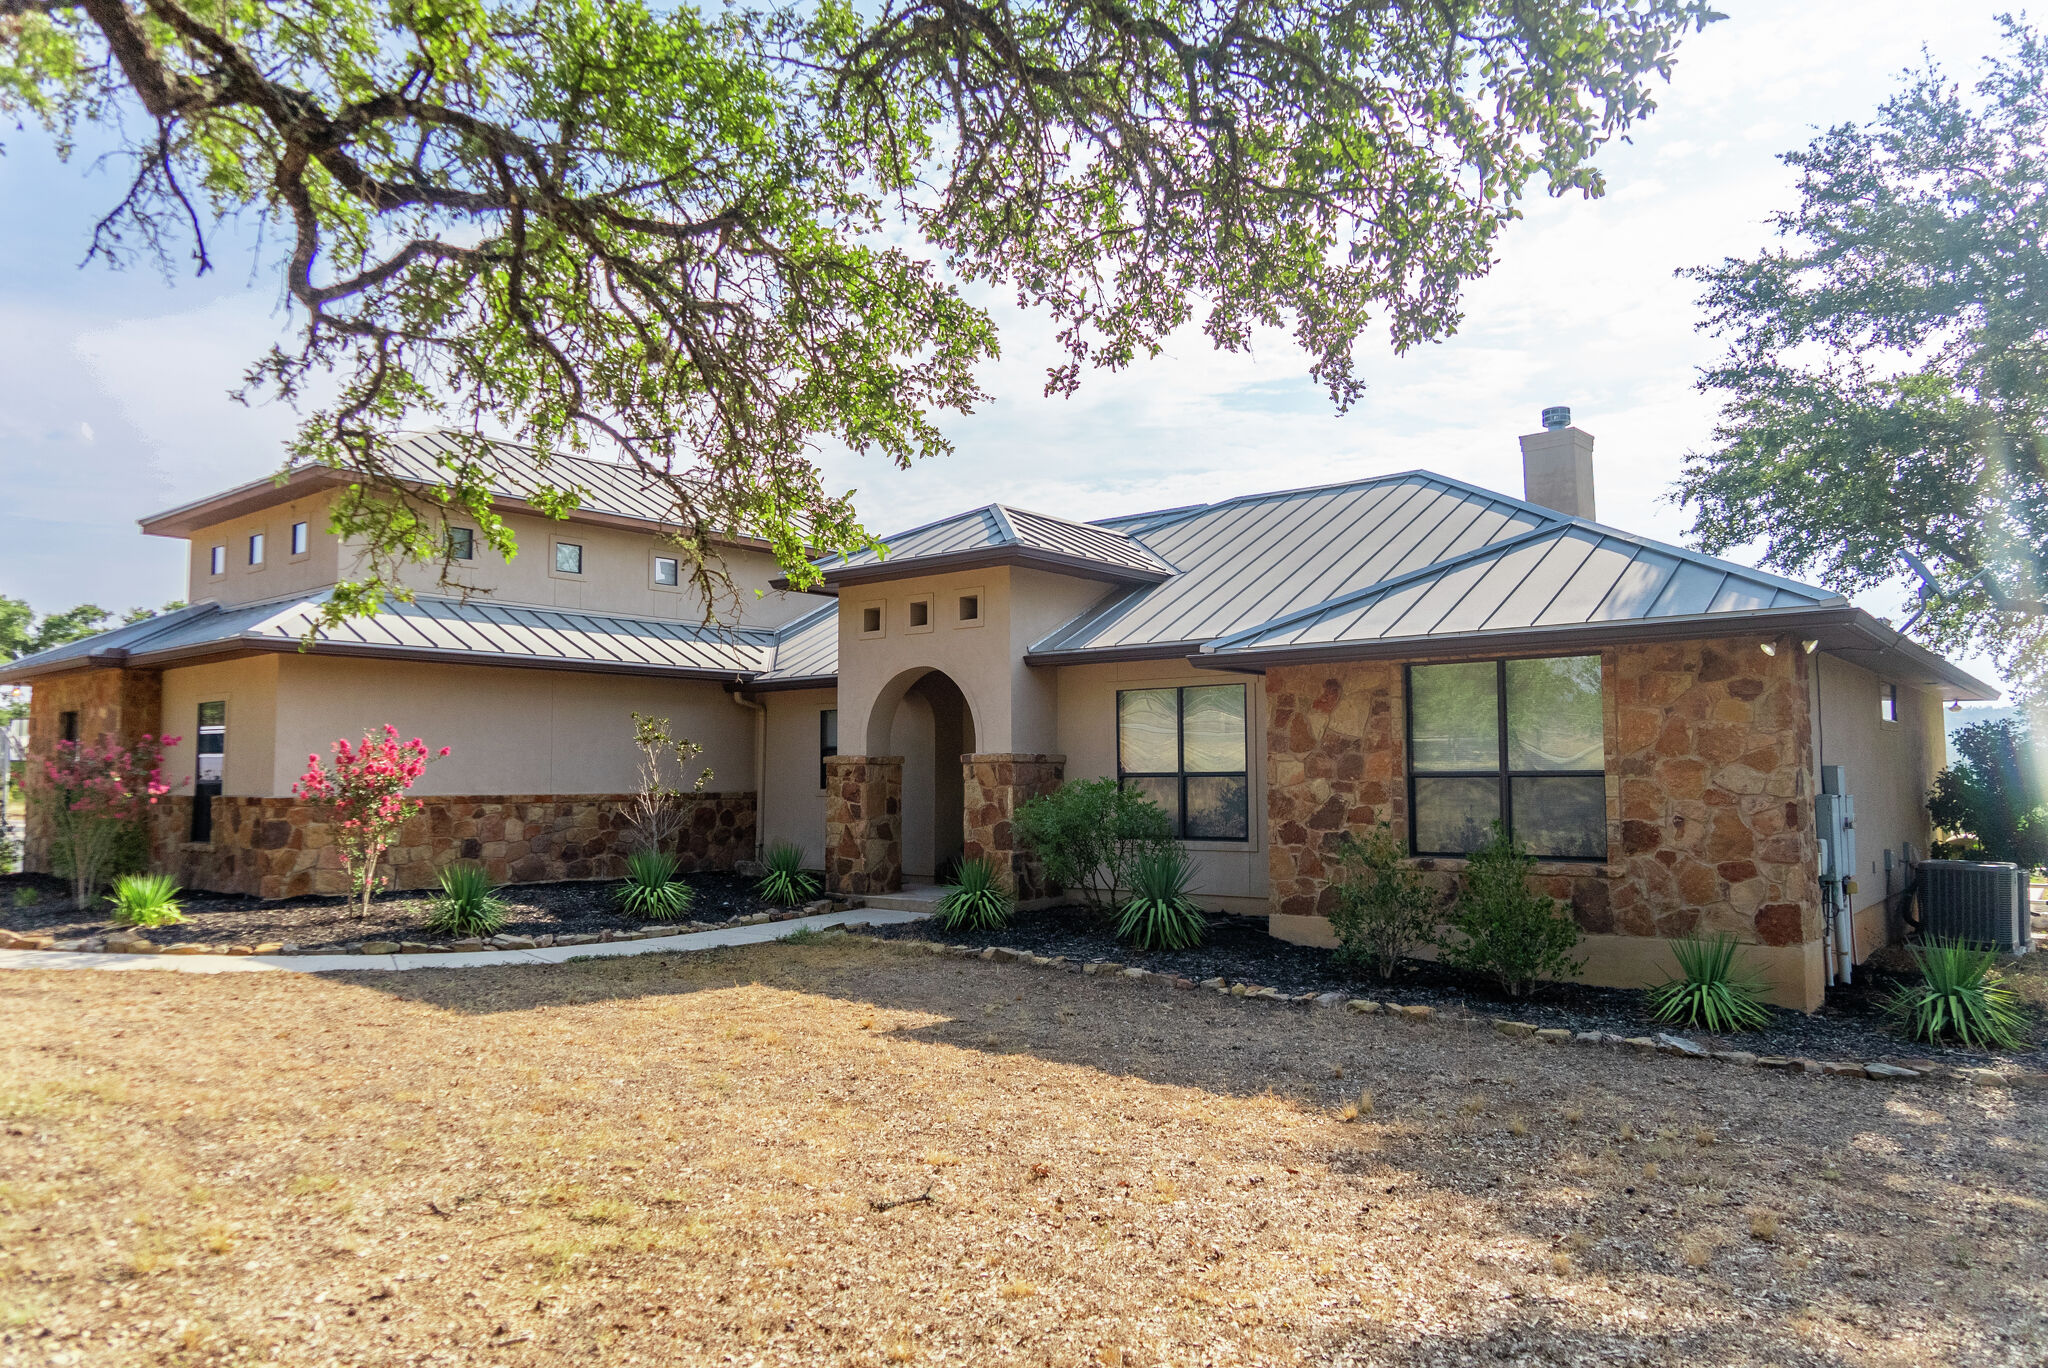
[[2, 938, 2045, 1366]]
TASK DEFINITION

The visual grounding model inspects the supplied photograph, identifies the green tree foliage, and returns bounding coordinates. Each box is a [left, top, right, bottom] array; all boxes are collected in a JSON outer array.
[[1, 0, 1718, 622], [1928, 716, 2048, 869], [1, 598, 189, 722], [1676, 18, 2048, 691]]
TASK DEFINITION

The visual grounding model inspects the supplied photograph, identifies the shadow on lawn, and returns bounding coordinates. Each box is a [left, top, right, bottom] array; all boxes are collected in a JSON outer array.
[[335, 937, 2048, 1364]]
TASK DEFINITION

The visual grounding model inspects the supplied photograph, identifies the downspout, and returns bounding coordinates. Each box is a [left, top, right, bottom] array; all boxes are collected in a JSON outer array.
[[731, 688, 766, 864]]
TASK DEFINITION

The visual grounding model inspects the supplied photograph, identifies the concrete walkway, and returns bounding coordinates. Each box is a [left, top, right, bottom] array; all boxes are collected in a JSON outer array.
[[0, 908, 931, 975]]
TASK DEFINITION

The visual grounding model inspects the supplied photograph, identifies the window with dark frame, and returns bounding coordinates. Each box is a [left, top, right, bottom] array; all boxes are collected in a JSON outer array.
[[59, 711, 79, 743], [820, 709, 838, 789], [554, 541, 583, 574], [291, 521, 309, 555], [1406, 656, 1606, 860], [248, 532, 265, 566], [1879, 682, 1899, 723], [449, 527, 475, 560], [209, 545, 226, 576], [1116, 684, 1249, 841], [654, 555, 679, 586], [192, 700, 226, 843]]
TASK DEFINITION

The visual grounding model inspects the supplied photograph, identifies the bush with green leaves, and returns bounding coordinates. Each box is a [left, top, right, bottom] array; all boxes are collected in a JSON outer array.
[[107, 873, 184, 928], [1114, 846, 1207, 950], [426, 863, 509, 937], [1438, 824, 1585, 997], [1329, 822, 1437, 978], [1014, 778, 1173, 910], [757, 841, 819, 908], [616, 850, 695, 921], [938, 856, 1013, 932], [1886, 938, 2028, 1051], [1646, 934, 1772, 1033]]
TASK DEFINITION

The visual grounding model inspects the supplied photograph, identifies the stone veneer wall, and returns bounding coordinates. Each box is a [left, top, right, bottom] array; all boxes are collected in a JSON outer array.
[[20, 667, 165, 872], [1265, 635, 1819, 954], [149, 792, 755, 900], [962, 753, 1065, 898], [824, 755, 903, 895]]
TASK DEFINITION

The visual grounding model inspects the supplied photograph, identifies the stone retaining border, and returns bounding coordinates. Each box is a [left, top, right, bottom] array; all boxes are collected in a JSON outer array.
[[0, 908, 927, 974], [0, 899, 847, 959], [896, 937, 2048, 1091]]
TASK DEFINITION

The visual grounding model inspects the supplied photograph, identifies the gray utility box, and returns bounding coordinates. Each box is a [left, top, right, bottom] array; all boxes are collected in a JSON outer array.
[[1918, 860, 2030, 952]]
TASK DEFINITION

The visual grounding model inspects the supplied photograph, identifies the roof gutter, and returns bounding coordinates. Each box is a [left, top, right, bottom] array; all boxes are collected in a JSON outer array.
[[775, 545, 1172, 594], [1185, 604, 1999, 701]]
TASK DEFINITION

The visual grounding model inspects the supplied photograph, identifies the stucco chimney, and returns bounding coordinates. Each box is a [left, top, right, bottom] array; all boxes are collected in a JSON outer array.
[[1518, 407, 1597, 521]]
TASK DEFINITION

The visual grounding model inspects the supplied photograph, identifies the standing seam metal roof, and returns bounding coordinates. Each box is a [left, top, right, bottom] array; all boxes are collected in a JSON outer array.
[[812, 502, 1173, 579]]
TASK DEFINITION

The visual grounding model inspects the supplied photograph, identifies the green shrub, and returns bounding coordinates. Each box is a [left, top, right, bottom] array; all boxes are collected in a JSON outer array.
[[1114, 846, 1207, 950], [107, 873, 185, 927], [1438, 824, 1584, 997], [1886, 938, 2028, 1050], [1014, 778, 1173, 909], [1646, 934, 1773, 1033], [426, 863, 509, 937], [1329, 823, 1437, 977], [937, 856, 1013, 932], [757, 840, 819, 907], [616, 850, 695, 921]]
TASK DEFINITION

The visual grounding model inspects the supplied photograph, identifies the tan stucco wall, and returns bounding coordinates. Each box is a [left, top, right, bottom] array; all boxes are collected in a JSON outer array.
[[759, 687, 836, 867], [266, 655, 756, 798], [1812, 652, 1946, 959], [367, 509, 814, 628], [182, 492, 342, 607], [1053, 659, 1270, 912], [834, 565, 1118, 757], [158, 656, 281, 797]]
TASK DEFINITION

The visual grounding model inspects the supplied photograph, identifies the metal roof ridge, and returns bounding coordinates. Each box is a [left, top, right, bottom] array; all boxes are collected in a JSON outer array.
[[1202, 524, 1567, 654], [986, 503, 1024, 548]]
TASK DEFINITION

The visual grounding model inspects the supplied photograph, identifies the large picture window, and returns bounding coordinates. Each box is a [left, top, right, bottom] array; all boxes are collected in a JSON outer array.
[[1117, 684, 1249, 841], [1406, 656, 1606, 860]]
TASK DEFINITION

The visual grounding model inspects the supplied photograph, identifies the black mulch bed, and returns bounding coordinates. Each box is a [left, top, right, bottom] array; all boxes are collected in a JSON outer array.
[[0, 870, 771, 952], [860, 903, 2048, 1070]]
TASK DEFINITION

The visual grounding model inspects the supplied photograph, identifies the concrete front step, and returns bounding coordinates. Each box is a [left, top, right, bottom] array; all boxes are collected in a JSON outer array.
[[861, 885, 952, 913]]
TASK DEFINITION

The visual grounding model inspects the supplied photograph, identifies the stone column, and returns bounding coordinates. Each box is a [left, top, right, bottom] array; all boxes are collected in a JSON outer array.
[[825, 755, 903, 895], [962, 753, 1065, 898]]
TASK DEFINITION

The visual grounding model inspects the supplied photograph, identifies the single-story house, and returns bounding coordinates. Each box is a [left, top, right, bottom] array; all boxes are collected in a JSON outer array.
[[3, 417, 1994, 1008]]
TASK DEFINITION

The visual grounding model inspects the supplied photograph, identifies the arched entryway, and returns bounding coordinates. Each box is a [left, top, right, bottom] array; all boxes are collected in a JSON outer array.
[[870, 669, 977, 881]]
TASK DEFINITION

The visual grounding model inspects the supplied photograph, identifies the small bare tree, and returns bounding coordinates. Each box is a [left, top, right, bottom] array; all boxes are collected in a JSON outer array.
[[625, 713, 712, 854]]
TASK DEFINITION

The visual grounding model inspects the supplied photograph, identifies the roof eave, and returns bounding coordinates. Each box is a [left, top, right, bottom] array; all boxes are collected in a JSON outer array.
[[1022, 640, 1214, 668], [140, 467, 349, 537], [1191, 605, 1999, 701], [792, 546, 1171, 592]]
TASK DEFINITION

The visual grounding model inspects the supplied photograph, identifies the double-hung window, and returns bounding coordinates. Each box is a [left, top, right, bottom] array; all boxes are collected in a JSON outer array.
[[1406, 656, 1606, 859], [1116, 684, 1249, 840]]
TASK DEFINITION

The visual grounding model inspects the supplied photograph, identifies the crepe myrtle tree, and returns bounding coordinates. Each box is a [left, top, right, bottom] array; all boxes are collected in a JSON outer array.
[[293, 726, 449, 917], [40, 732, 186, 910], [1, 0, 1719, 625]]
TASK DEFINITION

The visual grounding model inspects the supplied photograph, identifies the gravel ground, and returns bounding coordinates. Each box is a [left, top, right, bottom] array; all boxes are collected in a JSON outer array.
[[0, 870, 774, 950], [862, 903, 2048, 1069], [1, 938, 2041, 1366]]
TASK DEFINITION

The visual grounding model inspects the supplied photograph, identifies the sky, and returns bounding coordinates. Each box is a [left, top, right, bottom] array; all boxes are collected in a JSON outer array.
[[0, 0, 2022, 699]]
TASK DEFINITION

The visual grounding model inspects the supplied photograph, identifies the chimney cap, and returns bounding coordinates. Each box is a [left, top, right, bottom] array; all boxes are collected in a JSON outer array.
[[1541, 405, 1572, 431]]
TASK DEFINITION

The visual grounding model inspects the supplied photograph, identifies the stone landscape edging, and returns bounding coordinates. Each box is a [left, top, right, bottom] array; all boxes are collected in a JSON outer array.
[[886, 936, 2048, 1092], [0, 908, 929, 974]]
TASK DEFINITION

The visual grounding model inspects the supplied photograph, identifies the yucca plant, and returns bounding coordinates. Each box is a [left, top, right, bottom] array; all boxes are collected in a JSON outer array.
[[937, 856, 1013, 932], [1646, 933, 1772, 1033], [1114, 846, 1208, 950], [107, 873, 184, 927], [616, 850, 695, 921], [426, 862, 509, 936], [1886, 938, 2028, 1051], [757, 841, 819, 908]]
